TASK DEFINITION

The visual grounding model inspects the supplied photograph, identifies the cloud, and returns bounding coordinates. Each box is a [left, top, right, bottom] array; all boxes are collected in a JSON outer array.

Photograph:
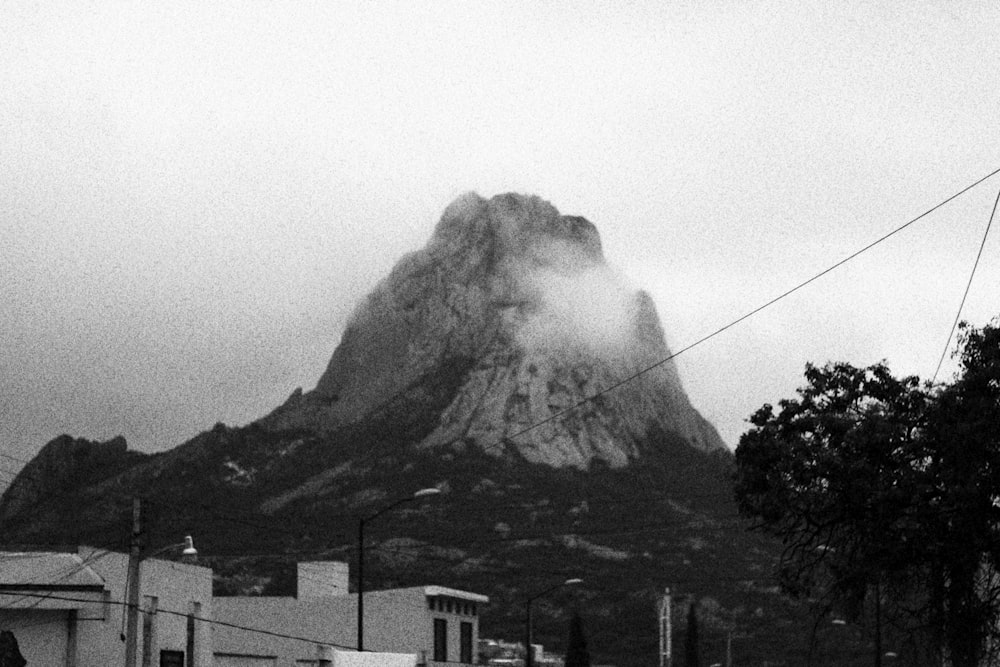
[[511, 239, 641, 360]]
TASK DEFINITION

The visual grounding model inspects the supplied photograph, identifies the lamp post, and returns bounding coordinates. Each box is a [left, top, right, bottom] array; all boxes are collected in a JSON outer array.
[[123, 499, 198, 667], [524, 578, 583, 667], [356, 487, 441, 652]]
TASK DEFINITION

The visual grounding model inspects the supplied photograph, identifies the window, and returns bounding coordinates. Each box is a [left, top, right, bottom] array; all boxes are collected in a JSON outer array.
[[446, 599, 453, 613], [428, 597, 435, 610], [460, 622, 473, 664], [433, 618, 448, 662], [160, 650, 185, 667]]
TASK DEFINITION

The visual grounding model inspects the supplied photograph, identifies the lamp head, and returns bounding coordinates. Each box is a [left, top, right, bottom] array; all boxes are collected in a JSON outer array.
[[413, 487, 442, 499], [564, 578, 583, 586], [181, 535, 198, 559]]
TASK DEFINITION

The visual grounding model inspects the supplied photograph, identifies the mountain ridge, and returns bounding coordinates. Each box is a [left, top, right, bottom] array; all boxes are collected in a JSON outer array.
[[259, 191, 724, 468], [0, 193, 842, 667]]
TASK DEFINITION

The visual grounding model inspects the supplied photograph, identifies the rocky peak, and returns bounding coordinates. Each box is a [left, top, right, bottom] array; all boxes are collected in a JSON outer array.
[[0, 434, 143, 523], [431, 192, 603, 267], [261, 192, 725, 467]]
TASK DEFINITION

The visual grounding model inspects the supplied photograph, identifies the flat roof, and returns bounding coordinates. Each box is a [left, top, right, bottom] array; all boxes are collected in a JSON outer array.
[[422, 586, 489, 603], [0, 552, 106, 589]]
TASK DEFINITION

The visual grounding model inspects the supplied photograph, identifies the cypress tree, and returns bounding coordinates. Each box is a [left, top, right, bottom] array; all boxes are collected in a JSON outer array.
[[685, 601, 700, 667], [565, 612, 591, 667]]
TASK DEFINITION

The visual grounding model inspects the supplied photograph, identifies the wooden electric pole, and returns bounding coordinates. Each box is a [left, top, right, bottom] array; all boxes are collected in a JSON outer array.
[[124, 497, 143, 667]]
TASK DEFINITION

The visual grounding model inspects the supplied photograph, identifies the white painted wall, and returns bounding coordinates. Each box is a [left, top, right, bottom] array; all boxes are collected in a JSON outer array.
[[213, 596, 356, 666], [77, 546, 214, 667], [0, 608, 70, 665], [213, 586, 484, 667]]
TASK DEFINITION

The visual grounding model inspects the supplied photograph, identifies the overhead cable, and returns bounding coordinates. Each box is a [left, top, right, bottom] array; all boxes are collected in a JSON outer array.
[[931, 186, 1000, 383]]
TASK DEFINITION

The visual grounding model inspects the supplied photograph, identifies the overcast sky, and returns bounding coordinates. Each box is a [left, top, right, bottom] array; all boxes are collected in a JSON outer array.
[[3, 1, 999, 479]]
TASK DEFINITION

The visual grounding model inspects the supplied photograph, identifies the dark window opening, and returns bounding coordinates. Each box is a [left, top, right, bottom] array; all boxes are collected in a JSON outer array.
[[160, 650, 184, 667], [433, 618, 447, 662], [460, 621, 473, 664]]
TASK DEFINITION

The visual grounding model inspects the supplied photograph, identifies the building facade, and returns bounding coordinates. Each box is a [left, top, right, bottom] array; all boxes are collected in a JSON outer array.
[[213, 562, 488, 666], [0, 551, 486, 667], [0, 546, 213, 667]]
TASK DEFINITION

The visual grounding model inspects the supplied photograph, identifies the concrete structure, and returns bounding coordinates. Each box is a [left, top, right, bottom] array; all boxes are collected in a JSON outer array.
[[479, 639, 567, 667], [0, 546, 213, 666], [213, 562, 487, 666], [0, 550, 486, 667]]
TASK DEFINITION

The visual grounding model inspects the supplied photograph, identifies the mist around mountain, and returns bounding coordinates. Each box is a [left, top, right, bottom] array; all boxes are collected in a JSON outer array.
[[0, 194, 861, 666], [260, 192, 725, 468]]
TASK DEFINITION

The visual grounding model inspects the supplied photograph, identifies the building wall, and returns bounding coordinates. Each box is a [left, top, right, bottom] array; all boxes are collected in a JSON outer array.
[[213, 588, 483, 667], [360, 588, 428, 657], [76, 546, 214, 667], [342, 588, 482, 664], [0, 608, 71, 666], [297, 562, 349, 599], [213, 596, 357, 666], [417, 591, 481, 666]]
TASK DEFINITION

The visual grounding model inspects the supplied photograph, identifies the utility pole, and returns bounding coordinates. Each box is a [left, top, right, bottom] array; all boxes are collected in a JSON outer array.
[[659, 588, 672, 667], [357, 517, 365, 652], [124, 497, 143, 667], [356, 488, 441, 652]]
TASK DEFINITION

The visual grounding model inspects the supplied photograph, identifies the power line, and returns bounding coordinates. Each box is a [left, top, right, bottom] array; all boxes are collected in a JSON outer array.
[[6, 168, 999, 586], [201, 167, 1000, 483], [0, 544, 123, 611], [493, 166, 1000, 450], [5, 589, 357, 650], [931, 186, 1000, 383]]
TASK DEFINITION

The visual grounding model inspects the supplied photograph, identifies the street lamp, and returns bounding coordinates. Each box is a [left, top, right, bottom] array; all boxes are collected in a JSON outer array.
[[525, 578, 583, 667], [150, 535, 198, 562], [357, 487, 441, 651], [124, 534, 198, 667], [831, 614, 894, 666]]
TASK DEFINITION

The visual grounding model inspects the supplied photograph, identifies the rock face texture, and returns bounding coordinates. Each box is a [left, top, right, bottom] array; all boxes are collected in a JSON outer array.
[[261, 192, 724, 467], [0, 194, 812, 667]]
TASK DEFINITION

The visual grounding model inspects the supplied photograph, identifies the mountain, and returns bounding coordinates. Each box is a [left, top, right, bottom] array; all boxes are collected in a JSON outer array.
[[260, 191, 724, 467], [0, 194, 847, 666]]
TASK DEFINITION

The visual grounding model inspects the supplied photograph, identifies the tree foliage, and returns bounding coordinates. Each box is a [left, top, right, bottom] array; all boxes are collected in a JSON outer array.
[[685, 601, 700, 667], [734, 319, 1000, 667]]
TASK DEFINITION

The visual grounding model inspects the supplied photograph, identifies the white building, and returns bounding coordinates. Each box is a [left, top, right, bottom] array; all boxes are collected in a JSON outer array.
[[0, 546, 213, 667], [0, 550, 487, 667], [213, 561, 488, 667]]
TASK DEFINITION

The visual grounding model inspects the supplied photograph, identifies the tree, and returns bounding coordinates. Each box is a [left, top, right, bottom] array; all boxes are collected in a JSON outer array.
[[0, 631, 26, 667], [919, 321, 1000, 666], [733, 318, 1000, 667], [565, 612, 591, 667], [685, 601, 700, 667]]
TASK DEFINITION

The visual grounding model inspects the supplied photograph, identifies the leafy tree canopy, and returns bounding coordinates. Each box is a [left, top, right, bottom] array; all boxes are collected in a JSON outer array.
[[734, 319, 1000, 667]]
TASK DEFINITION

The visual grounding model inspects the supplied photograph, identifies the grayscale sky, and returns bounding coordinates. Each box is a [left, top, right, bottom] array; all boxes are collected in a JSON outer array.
[[3, 1, 999, 478]]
